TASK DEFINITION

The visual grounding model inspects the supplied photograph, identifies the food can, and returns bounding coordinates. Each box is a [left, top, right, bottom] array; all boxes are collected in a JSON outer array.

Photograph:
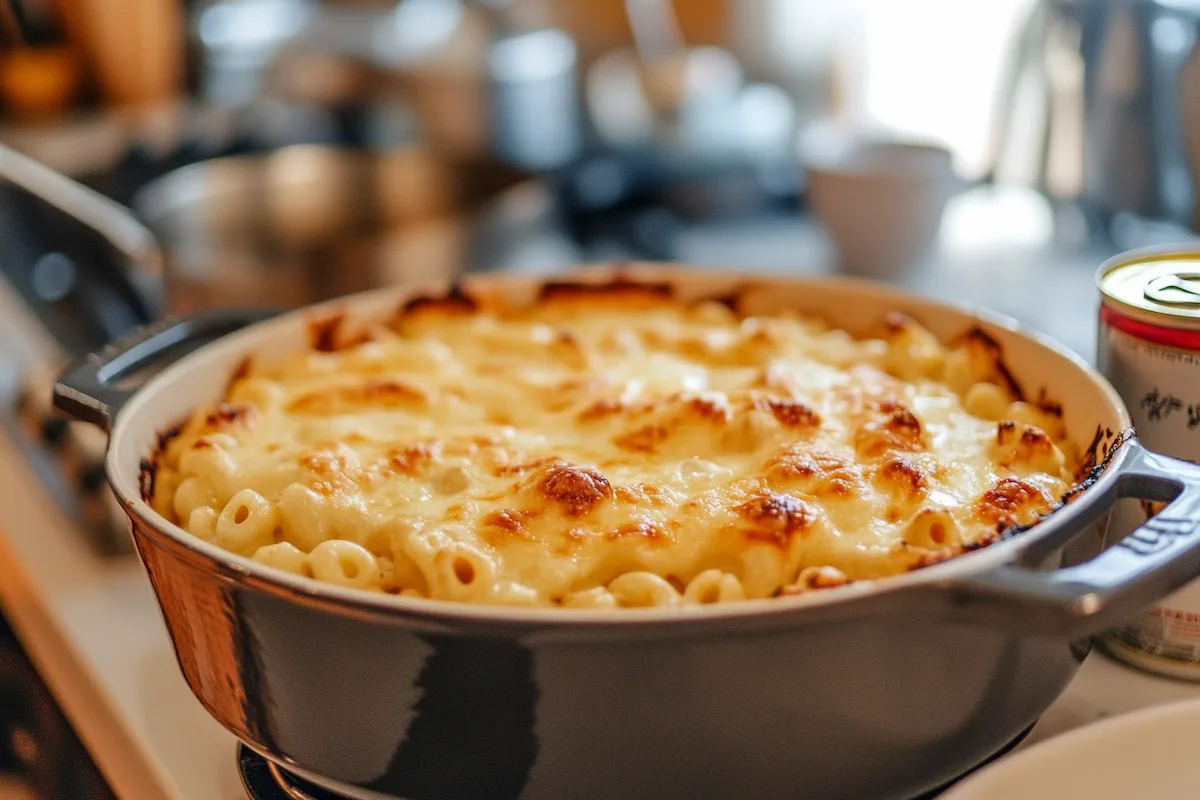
[[1096, 247, 1200, 680]]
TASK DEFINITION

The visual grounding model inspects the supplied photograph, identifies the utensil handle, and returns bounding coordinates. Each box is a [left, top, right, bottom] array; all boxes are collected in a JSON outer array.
[[950, 438, 1200, 637], [0, 139, 165, 314], [52, 308, 280, 433]]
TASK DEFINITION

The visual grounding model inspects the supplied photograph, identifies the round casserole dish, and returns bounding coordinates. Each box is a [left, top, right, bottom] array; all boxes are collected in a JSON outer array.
[[53, 265, 1200, 800]]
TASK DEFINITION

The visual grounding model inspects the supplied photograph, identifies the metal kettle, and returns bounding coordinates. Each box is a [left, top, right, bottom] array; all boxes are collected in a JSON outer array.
[[992, 0, 1200, 235]]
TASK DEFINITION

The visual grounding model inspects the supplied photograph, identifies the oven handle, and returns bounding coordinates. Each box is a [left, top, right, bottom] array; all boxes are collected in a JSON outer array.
[[52, 309, 281, 433], [945, 437, 1200, 638]]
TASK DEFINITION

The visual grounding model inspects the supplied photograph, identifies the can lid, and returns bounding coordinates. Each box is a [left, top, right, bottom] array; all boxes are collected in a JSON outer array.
[[1099, 252, 1200, 329]]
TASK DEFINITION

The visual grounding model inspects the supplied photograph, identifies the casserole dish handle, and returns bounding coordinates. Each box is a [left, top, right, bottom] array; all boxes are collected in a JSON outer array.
[[53, 309, 281, 433], [950, 438, 1200, 637]]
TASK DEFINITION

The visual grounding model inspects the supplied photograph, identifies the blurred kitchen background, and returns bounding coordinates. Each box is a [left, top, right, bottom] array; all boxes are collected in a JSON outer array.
[[0, 0, 1199, 797]]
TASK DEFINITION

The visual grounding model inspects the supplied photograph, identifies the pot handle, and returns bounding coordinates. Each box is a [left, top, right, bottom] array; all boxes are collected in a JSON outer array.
[[946, 438, 1200, 637], [53, 308, 281, 433]]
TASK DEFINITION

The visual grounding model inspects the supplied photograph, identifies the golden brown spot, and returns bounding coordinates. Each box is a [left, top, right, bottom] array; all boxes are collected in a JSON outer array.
[[386, 442, 442, 476], [753, 396, 821, 428], [606, 519, 667, 542], [766, 447, 864, 497], [767, 447, 847, 480], [735, 491, 817, 546], [288, 379, 428, 414], [614, 424, 669, 453], [976, 477, 1050, 530], [994, 421, 1057, 467], [870, 397, 910, 415], [615, 483, 672, 506], [537, 464, 613, 517], [678, 392, 734, 424], [298, 445, 364, 490], [480, 509, 538, 547], [854, 406, 926, 458], [483, 509, 532, 533], [579, 398, 627, 421], [876, 455, 929, 499]]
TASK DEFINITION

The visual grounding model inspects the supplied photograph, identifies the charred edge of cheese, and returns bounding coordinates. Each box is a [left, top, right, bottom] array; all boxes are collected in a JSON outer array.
[[1063, 426, 1131, 505], [1073, 425, 1126, 485], [1034, 387, 1064, 420], [198, 403, 259, 430], [140, 422, 184, 503], [704, 292, 744, 315], [399, 284, 480, 318], [307, 311, 344, 353], [538, 279, 674, 304], [908, 425, 1131, 576]]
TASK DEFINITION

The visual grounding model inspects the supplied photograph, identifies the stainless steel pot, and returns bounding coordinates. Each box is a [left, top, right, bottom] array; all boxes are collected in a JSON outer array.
[[132, 144, 534, 316], [51, 266, 1200, 800]]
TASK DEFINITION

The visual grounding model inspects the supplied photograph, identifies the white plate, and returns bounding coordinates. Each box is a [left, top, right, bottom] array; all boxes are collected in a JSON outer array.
[[942, 699, 1200, 800]]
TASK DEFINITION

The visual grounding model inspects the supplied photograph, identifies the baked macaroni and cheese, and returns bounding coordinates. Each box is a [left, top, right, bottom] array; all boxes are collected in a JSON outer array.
[[146, 282, 1082, 608]]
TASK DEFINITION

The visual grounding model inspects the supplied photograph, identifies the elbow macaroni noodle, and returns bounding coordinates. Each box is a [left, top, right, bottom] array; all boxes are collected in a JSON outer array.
[[147, 286, 1083, 608]]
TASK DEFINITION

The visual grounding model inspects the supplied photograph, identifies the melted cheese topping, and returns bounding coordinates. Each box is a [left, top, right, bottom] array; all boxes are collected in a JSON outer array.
[[150, 290, 1081, 608]]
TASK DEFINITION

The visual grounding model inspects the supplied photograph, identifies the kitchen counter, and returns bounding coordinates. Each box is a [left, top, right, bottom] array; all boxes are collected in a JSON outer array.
[[1, 185, 1199, 799]]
